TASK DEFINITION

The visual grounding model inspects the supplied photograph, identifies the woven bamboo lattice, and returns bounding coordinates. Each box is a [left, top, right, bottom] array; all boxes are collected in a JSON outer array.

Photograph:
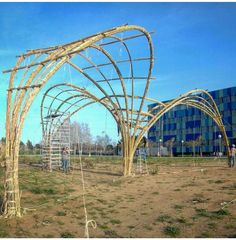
[[2, 24, 230, 218]]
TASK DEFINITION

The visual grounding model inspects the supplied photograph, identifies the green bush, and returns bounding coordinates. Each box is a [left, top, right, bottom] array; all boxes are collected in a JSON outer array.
[[110, 219, 121, 225], [30, 187, 57, 195], [56, 211, 66, 216], [195, 208, 211, 218], [163, 226, 180, 237], [60, 232, 75, 238]]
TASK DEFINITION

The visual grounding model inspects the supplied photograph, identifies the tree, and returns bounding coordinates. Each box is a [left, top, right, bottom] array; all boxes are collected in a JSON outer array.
[[186, 139, 197, 157], [195, 135, 204, 157], [19, 141, 25, 154], [116, 140, 122, 155], [80, 123, 92, 154], [165, 137, 175, 157], [70, 121, 81, 154], [0, 141, 6, 165], [26, 140, 34, 153], [70, 121, 92, 154], [95, 134, 112, 154], [0, 137, 6, 163], [35, 143, 41, 149], [106, 144, 114, 153], [186, 135, 204, 157], [34, 143, 41, 154]]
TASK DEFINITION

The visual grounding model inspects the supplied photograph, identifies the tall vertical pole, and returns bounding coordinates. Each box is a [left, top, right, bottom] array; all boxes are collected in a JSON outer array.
[[159, 139, 162, 157], [181, 140, 184, 158], [218, 134, 222, 157]]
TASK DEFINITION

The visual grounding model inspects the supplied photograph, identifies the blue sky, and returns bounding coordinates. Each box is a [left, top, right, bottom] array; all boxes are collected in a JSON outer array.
[[1, 2, 236, 144]]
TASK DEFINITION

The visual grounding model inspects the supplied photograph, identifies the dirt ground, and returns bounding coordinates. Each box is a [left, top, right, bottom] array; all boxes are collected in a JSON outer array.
[[0, 159, 236, 238]]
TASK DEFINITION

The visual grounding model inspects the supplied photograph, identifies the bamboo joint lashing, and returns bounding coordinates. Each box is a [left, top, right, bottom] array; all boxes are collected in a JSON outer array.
[[8, 84, 42, 91]]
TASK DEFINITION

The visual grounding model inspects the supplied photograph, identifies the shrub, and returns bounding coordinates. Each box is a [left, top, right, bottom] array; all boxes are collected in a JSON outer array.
[[110, 219, 121, 225], [56, 211, 66, 216], [163, 226, 180, 237], [30, 187, 57, 195], [157, 214, 173, 223], [104, 230, 120, 238], [195, 208, 211, 218], [60, 232, 75, 238]]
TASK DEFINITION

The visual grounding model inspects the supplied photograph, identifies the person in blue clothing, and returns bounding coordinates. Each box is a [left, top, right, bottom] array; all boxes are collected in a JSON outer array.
[[141, 148, 147, 161], [61, 147, 69, 173], [229, 144, 236, 168], [135, 148, 140, 157]]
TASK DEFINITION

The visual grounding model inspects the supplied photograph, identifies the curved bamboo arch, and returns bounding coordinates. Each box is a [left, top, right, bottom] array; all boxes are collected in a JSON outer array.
[[2, 25, 155, 217], [41, 84, 230, 175], [40, 83, 166, 171], [40, 83, 120, 144], [144, 89, 230, 156]]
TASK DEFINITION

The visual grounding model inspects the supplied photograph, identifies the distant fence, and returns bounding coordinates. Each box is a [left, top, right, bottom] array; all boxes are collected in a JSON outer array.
[[19, 154, 123, 164], [19, 154, 227, 164]]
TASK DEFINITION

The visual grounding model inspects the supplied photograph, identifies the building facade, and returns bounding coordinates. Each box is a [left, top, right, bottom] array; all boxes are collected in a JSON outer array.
[[148, 86, 236, 156]]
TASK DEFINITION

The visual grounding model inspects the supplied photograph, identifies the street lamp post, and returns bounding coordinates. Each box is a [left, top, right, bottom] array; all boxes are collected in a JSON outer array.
[[181, 140, 184, 158], [218, 134, 222, 157], [159, 139, 162, 157]]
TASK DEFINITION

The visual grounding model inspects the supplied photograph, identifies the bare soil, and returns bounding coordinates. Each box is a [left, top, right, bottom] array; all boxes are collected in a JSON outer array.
[[0, 159, 236, 238]]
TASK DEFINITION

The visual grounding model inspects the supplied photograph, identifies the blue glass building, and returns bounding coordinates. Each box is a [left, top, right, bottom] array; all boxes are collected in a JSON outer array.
[[148, 86, 236, 155]]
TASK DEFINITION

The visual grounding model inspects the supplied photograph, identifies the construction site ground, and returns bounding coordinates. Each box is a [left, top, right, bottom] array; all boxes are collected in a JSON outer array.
[[0, 157, 236, 238]]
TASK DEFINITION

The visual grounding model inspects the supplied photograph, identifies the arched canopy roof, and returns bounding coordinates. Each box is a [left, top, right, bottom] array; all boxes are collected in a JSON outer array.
[[4, 24, 156, 144], [41, 83, 230, 156], [40, 83, 165, 141]]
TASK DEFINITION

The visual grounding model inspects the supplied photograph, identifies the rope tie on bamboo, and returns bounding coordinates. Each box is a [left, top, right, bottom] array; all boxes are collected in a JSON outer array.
[[85, 220, 97, 238], [5, 178, 13, 182], [221, 199, 236, 209], [6, 190, 19, 193], [6, 169, 18, 173], [79, 153, 96, 238]]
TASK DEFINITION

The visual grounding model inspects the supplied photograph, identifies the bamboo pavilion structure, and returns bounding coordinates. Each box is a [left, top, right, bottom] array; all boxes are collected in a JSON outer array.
[[2, 24, 230, 218]]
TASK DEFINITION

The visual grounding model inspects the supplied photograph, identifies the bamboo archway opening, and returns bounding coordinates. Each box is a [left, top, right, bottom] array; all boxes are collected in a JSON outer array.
[[40, 83, 167, 173], [40, 83, 120, 171], [41, 84, 230, 175]]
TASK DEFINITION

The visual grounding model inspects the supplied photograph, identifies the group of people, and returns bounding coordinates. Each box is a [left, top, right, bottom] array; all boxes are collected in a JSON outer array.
[[60, 144, 235, 171], [229, 144, 236, 168]]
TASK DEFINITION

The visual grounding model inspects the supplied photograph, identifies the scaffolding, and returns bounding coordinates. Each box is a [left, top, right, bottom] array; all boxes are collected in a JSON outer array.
[[135, 148, 149, 175], [42, 111, 71, 171]]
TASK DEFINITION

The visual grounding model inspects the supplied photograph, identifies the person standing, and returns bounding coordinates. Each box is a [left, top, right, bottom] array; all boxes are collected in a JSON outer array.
[[229, 144, 236, 168], [141, 148, 147, 161], [61, 147, 69, 173], [136, 148, 140, 157]]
